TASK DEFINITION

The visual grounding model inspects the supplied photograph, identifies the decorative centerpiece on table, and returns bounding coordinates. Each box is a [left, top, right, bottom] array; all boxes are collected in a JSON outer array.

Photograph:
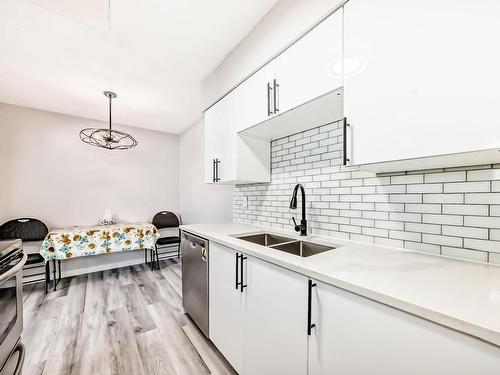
[[98, 210, 117, 226]]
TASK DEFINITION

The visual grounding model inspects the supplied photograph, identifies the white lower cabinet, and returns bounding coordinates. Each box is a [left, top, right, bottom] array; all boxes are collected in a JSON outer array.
[[309, 280, 500, 375], [208, 243, 245, 373], [244, 255, 308, 375], [210, 243, 500, 375], [208, 242, 308, 375]]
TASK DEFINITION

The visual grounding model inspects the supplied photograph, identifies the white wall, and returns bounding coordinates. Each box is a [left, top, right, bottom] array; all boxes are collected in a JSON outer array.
[[179, 118, 233, 224], [0, 103, 179, 275], [203, 0, 345, 107]]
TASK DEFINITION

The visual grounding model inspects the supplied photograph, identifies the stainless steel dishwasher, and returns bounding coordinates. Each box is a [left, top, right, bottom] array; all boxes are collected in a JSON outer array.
[[181, 231, 209, 337]]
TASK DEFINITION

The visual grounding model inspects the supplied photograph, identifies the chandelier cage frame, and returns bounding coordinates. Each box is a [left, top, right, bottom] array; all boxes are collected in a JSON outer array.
[[80, 91, 138, 150]]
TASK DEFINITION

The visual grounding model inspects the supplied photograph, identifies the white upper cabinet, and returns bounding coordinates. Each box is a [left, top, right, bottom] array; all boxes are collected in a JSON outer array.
[[276, 8, 343, 114], [235, 61, 277, 132], [204, 89, 270, 184], [344, 0, 500, 169]]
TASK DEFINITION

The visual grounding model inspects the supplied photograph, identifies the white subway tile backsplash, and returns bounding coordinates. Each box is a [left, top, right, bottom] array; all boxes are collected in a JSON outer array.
[[465, 193, 500, 204], [422, 194, 463, 204], [377, 184, 406, 194], [406, 184, 443, 193], [422, 234, 463, 247], [405, 204, 441, 214], [390, 174, 423, 185], [405, 241, 440, 255], [422, 214, 463, 226], [488, 253, 500, 265], [467, 169, 500, 181], [405, 222, 441, 234], [464, 238, 500, 253], [441, 247, 488, 262], [362, 227, 388, 238], [389, 212, 421, 223], [441, 226, 488, 240], [464, 216, 500, 228], [490, 229, 500, 241], [376, 220, 405, 230], [390, 194, 422, 203], [424, 171, 466, 183], [375, 237, 403, 248], [234, 122, 500, 264], [443, 181, 490, 193], [489, 206, 500, 217], [442, 204, 489, 216], [363, 211, 389, 220], [390, 230, 421, 242]]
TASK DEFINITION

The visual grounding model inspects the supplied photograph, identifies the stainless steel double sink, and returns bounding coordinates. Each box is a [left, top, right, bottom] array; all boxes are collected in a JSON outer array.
[[235, 233, 335, 258]]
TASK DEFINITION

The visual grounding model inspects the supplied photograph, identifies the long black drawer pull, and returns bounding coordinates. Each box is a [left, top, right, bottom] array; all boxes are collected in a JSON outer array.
[[240, 255, 247, 292], [273, 79, 279, 114], [214, 158, 221, 182], [235, 253, 241, 289], [212, 159, 216, 182], [342, 117, 350, 166], [307, 279, 317, 336], [267, 82, 273, 117]]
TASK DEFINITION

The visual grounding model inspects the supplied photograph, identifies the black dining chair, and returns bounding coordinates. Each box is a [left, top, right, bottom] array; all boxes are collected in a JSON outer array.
[[150, 211, 181, 270], [0, 218, 53, 292]]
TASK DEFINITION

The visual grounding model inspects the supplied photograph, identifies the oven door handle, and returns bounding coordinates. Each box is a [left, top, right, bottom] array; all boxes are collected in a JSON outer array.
[[0, 252, 27, 283]]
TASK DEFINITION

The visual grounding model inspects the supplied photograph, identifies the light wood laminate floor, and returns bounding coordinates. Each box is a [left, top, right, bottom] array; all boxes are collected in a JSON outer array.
[[22, 259, 236, 375]]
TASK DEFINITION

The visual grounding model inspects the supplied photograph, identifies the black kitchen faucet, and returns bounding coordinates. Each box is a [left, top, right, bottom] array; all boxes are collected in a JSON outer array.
[[290, 183, 307, 236]]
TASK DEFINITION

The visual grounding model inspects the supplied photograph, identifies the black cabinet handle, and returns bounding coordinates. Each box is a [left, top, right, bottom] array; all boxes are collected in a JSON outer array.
[[240, 255, 247, 292], [236, 253, 241, 289], [212, 159, 216, 182], [342, 117, 350, 166], [214, 158, 220, 182], [273, 79, 279, 114], [267, 82, 273, 117], [307, 279, 317, 336]]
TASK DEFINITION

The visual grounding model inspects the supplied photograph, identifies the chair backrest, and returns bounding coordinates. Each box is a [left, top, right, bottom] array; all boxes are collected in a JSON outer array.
[[0, 218, 49, 241], [152, 211, 179, 229]]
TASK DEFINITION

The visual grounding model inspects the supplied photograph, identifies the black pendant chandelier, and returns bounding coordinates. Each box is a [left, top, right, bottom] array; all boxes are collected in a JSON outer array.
[[80, 91, 138, 150]]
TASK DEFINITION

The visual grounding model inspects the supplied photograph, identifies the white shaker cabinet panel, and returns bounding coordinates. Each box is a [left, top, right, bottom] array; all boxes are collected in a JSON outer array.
[[244, 256, 308, 375], [344, 0, 500, 167], [204, 93, 236, 183], [208, 243, 245, 374], [204, 89, 270, 184], [309, 280, 500, 375], [276, 7, 343, 115], [235, 61, 277, 132]]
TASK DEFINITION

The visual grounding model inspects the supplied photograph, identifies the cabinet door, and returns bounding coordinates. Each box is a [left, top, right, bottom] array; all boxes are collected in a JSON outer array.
[[204, 105, 220, 184], [235, 61, 277, 132], [344, 0, 500, 166], [309, 280, 500, 375], [276, 8, 343, 115], [244, 256, 308, 375], [208, 243, 245, 373], [204, 93, 237, 183]]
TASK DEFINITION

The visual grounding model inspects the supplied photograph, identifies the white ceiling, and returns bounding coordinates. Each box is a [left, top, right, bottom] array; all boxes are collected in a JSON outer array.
[[0, 0, 278, 133]]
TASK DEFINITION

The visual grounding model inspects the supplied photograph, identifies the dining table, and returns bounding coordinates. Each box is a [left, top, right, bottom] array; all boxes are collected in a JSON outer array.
[[40, 222, 159, 292]]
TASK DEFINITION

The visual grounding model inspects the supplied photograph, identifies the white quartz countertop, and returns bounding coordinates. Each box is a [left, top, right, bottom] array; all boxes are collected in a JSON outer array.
[[180, 222, 500, 347]]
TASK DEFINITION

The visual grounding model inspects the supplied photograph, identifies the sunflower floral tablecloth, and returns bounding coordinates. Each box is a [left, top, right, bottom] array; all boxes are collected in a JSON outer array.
[[40, 223, 159, 261]]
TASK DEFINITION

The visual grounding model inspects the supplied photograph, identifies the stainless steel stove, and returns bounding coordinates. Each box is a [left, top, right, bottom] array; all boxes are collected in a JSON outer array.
[[0, 240, 26, 375]]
